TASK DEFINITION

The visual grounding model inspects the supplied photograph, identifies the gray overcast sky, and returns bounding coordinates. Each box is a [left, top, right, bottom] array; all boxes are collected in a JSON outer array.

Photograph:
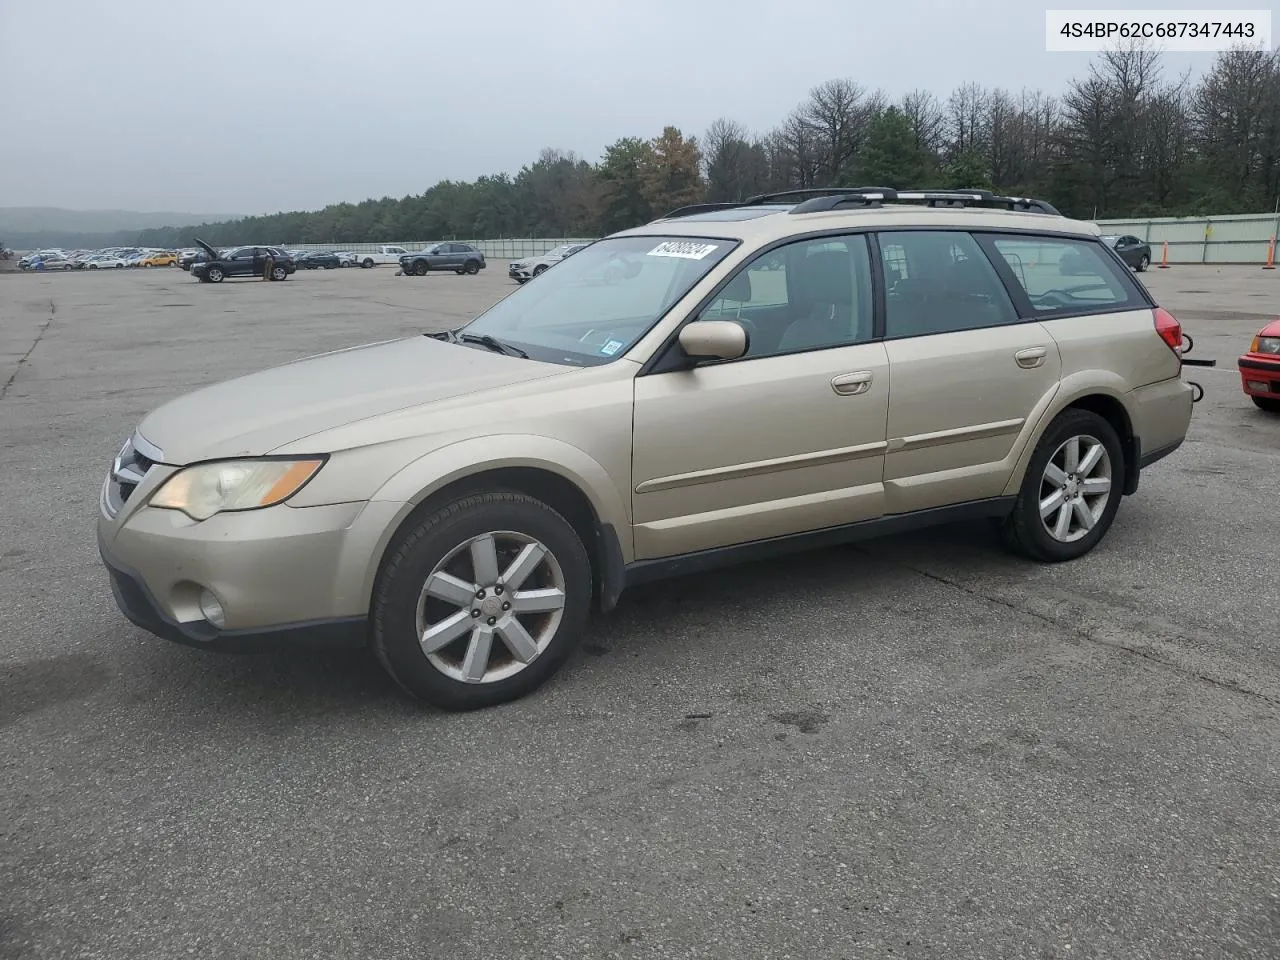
[[0, 0, 1274, 216]]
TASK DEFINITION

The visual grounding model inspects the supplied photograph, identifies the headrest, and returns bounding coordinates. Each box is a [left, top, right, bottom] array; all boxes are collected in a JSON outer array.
[[796, 250, 853, 304]]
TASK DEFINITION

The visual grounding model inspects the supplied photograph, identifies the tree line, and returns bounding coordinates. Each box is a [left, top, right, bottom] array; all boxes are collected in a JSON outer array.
[[114, 45, 1280, 248]]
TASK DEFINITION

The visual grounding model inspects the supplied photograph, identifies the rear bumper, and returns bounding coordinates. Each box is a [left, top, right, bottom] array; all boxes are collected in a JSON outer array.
[[1239, 355, 1280, 398]]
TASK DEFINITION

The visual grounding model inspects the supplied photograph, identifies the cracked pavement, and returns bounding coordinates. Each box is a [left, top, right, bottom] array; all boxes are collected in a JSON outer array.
[[2, 265, 1279, 959]]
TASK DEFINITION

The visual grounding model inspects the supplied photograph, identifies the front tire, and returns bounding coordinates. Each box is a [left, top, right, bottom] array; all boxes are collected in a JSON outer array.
[[1137, 254, 1150, 272], [371, 491, 591, 711], [532, 264, 547, 278], [1000, 409, 1124, 562], [1253, 396, 1280, 413], [413, 261, 428, 276], [206, 267, 224, 283]]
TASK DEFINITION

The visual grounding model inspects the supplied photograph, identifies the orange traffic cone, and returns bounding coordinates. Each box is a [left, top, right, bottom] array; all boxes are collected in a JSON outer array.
[[1264, 236, 1276, 270], [1157, 240, 1170, 269]]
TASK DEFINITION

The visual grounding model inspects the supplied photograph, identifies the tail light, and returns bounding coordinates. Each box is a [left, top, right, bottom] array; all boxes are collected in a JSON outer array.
[[1154, 307, 1182, 357]]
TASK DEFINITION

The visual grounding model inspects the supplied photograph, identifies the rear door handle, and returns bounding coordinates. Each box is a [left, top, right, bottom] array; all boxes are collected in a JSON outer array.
[[831, 371, 873, 395], [1015, 346, 1047, 369]]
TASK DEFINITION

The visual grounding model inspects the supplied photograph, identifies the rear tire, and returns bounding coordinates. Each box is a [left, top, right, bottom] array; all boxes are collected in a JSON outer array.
[[371, 491, 591, 710], [362, 258, 375, 268], [271, 265, 288, 281], [1253, 396, 1280, 413], [464, 260, 480, 275], [1000, 408, 1124, 562]]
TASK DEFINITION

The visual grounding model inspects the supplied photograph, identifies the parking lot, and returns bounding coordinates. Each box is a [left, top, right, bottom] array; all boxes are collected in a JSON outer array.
[[2, 262, 1278, 959]]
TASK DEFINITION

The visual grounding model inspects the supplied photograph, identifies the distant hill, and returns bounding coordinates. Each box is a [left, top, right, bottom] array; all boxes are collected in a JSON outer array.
[[0, 207, 240, 250]]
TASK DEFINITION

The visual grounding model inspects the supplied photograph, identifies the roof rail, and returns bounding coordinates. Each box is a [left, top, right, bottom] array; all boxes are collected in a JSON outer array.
[[789, 188, 1061, 216], [656, 202, 743, 220], [741, 186, 899, 206]]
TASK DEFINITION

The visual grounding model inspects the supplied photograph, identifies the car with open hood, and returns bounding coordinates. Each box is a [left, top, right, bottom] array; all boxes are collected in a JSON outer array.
[[97, 187, 1195, 711], [189, 239, 295, 282]]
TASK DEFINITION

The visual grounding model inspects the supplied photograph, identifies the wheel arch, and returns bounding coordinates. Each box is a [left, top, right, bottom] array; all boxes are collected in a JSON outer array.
[[360, 439, 632, 618], [1003, 376, 1139, 498]]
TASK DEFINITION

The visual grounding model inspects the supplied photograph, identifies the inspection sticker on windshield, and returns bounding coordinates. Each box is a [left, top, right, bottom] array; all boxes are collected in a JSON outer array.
[[599, 339, 625, 356], [647, 240, 719, 260]]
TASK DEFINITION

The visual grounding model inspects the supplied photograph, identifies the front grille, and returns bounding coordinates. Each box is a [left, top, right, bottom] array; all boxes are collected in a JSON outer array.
[[104, 432, 163, 518]]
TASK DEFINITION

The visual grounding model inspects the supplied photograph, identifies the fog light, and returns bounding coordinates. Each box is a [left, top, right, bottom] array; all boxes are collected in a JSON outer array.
[[1246, 379, 1268, 391], [198, 589, 226, 628]]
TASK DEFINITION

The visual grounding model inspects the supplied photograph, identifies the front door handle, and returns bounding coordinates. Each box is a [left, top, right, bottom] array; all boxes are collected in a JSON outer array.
[[1015, 346, 1047, 369], [831, 371, 873, 396]]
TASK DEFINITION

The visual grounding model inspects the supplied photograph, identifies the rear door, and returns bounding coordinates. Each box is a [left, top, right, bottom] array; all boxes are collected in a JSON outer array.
[[874, 229, 1062, 515]]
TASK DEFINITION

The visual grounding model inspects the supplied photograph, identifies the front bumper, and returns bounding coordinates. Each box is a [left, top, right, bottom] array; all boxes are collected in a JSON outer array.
[[97, 494, 375, 653], [1239, 354, 1280, 398], [508, 265, 531, 280]]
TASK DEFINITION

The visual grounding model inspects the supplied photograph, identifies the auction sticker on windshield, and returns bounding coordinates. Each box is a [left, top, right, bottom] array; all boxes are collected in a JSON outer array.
[[647, 241, 720, 260]]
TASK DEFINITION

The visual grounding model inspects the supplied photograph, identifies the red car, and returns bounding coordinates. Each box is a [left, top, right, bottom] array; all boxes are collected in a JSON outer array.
[[1239, 319, 1280, 412]]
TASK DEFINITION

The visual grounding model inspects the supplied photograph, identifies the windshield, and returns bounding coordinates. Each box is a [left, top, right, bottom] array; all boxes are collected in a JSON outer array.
[[459, 234, 737, 366]]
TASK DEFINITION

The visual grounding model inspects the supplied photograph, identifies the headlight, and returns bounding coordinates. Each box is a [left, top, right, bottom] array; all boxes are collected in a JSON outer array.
[[150, 458, 325, 521], [1251, 336, 1280, 355]]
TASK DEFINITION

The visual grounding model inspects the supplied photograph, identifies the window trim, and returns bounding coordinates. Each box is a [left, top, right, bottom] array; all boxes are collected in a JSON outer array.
[[640, 230, 878, 375], [974, 230, 1155, 322]]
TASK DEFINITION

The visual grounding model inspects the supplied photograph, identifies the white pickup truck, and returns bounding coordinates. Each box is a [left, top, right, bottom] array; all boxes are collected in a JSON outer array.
[[357, 245, 410, 268]]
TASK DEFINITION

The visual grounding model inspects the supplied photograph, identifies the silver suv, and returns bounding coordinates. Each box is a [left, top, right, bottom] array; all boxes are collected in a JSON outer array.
[[97, 188, 1195, 710]]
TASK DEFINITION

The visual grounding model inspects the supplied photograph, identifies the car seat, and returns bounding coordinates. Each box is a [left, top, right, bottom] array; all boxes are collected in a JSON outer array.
[[777, 249, 865, 351]]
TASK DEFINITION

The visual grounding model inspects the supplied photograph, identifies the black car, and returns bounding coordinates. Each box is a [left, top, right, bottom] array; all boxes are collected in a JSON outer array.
[[190, 240, 296, 282], [1102, 234, 1152, 272], [397, 242, 486, 276], [296, 251, 342, 270]]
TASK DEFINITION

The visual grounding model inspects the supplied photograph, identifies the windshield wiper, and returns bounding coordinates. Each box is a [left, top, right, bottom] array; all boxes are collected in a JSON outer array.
[[425, 327, 461, 343], [459, 333, 529, 359]]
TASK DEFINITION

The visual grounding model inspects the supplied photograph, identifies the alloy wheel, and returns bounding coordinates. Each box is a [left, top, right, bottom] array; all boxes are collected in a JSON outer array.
[[415, 531, 566, 684], [1038, 434, 1112, 543]]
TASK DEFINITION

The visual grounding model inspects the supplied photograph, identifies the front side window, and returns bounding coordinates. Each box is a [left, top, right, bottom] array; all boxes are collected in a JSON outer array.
[[982, 234, 1147, 314], [878, 230, 1019, 337], [461, 235, 737, 366], [697, 234, 874, 357]]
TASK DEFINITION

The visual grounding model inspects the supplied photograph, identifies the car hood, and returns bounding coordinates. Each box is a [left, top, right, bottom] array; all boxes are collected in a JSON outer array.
[[135, 335, 570, 464], [194, 237, 220, 260]]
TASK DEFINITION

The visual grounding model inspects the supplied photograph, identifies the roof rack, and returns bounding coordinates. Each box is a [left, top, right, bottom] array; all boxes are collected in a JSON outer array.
[[789, 188, 1061, 216], [656, 186, 1062, 221]]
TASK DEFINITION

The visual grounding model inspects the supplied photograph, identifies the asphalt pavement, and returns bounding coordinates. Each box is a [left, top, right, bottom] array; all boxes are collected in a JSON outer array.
[[2, 262, 1278, 959]]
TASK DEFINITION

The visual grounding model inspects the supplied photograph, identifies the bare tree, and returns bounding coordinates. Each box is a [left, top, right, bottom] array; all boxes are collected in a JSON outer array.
[[800, 78, 884, 184], [901, 89, 947, 156]]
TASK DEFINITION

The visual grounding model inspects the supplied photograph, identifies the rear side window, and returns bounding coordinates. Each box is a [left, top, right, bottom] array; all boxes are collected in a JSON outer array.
[[980, 234, 1147, 315], [877, 230, 1019, 338]]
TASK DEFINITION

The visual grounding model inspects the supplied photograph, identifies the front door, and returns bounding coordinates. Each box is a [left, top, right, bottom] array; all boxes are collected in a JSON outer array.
[[873, 229, 1063, 514], [632, 234, 889, 560]]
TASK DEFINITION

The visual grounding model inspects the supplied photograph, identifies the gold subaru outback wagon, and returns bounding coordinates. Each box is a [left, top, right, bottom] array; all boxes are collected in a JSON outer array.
[[98, 188, 1195, 710]]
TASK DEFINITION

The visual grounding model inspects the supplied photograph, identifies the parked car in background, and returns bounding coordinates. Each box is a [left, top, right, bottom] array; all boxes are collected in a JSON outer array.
[[1101, 234, 1152, 271], [84, 255, 128, 269], [1239, 319, 1280, 412], [190, 241, 296, 282], [19, 249, 66, 268], [179, 249, 209, 270], [332, 251, 358, 267], [28, 255, 75, 271], [357, 245, 411, 268], [508, 242, 589, 283], [398, 242, 486, 276], [297, 251, 342, 270], [139, 251, 178, 267]]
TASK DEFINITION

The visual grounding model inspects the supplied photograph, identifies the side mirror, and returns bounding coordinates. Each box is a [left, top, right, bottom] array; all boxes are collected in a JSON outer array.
[[678, 320, 748, 363]]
